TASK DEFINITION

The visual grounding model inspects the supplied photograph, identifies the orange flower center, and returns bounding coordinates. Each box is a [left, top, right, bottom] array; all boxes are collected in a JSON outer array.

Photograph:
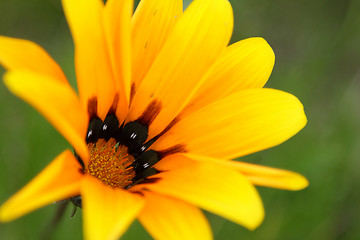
[[85, 138, 135, 188]]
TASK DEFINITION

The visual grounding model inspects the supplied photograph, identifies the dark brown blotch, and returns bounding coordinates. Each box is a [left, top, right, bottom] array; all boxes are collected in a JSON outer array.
[[158, 144, 187, 159], [137, 100, 162, 127], [87, 97, 98, 119], [140, 177, 161, 185], [108, 93, 119, 114], [154, 117, 180, 141], [130, 83, 136, 104]]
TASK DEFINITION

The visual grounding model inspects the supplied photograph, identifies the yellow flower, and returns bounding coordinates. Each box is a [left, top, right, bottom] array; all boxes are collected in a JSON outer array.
[[0, 0, 308, 239]]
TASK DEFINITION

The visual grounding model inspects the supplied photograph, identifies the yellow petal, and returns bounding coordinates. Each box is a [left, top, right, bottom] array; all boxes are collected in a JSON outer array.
[[152, 88, 307, 160], [182, 153, 309, 191], [183, 37, 275, 115], [139, 191, 212, 240], [126, 0, 233, 139], [3, 71, 89, 162], [131, 0, 183, 91], [140, 156, 264, 230], [0, 150, 83, 222], [0, 36, 67, 83], [103, 0, 133, 122], [81, 175, 144, 240], [62, 0, 116, 119]]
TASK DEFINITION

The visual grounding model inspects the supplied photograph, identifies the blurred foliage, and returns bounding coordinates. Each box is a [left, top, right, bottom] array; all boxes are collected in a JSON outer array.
[[0, 0, 359, 239]]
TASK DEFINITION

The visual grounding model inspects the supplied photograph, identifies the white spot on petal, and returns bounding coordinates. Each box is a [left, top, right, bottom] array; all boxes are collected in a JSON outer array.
[[87, 130, 93, 138]]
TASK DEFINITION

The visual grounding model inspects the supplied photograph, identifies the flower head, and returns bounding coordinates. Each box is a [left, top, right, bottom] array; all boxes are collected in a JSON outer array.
[[0, 0, 307, 239]]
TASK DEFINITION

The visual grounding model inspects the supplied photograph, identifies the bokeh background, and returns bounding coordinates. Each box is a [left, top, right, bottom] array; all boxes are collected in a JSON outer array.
[[1, 0, 359, 239]]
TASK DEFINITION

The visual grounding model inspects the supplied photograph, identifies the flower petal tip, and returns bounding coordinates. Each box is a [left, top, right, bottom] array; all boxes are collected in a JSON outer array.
[[287, 173, 309, 191], [0, 203, 14, 223], [253, 37, 275, 53], [0, 187, 31, 223], [244, 205, 265, 231]]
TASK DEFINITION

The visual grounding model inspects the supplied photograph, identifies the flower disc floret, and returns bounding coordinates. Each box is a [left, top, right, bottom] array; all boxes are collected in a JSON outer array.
[[86, 138, 135, 189]]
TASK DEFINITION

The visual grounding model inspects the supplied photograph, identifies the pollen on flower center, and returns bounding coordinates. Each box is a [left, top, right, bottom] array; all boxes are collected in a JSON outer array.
[[85, 138, 135, 188]]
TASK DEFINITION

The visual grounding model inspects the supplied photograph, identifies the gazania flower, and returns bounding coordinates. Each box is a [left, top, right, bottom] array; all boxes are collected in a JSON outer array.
[[0, 0, 308, 239]]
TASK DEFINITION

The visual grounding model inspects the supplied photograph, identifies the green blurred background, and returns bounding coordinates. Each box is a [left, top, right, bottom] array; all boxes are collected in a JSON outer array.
[[0, 0, 359, 239]]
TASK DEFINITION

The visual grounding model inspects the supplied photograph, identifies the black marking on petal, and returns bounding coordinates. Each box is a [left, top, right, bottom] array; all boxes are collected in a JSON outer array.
[[119, 121, 148, 154], [130, 117, 180, 158], [137, 100, 162, 127], [87, 97, 98, 120], [132, 167, 158, 183], [158, 144, 187, 159], [131, 138, 156, 158], [133, 150, 160, 174], [102, 114, 120, 140], [86, 117, 103, 143]]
